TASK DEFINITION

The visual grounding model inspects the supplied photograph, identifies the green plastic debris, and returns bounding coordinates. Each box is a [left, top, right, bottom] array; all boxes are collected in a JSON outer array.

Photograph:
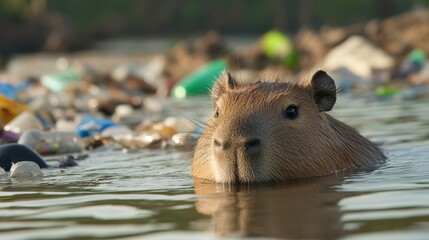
[[41, 70, 80, 93], [283, 47, 299, 70], [172, 59, 228, 99], [375, 86, 400, 97], [261, 30, 298, 69], [408, 49, 426, 69]]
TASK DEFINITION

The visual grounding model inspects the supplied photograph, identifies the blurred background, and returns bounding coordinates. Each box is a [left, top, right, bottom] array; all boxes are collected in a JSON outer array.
[[1, 0, 427, 55], [0, 0, 429, 98]]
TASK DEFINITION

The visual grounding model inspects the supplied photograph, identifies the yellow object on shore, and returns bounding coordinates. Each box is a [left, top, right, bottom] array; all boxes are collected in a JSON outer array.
[[0, 95, 32, 127]]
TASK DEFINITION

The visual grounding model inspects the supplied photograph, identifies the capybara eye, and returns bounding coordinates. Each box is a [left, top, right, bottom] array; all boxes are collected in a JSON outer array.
[[214, 107, 220, 118], [284, 105, 298, 120]]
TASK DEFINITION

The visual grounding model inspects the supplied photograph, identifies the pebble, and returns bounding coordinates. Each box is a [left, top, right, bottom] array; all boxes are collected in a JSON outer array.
[[164, 117, 198, 133], [55, 119, 77, 132], [150, 123, 176, 138], [112, 104, 135, 122], [171, 133, 200, 150], [101, 125, 133, 141], [121, 132, 163, 149]]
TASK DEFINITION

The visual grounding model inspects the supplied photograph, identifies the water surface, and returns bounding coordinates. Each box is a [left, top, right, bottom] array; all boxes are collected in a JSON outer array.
[[1, 95, 429, 240]]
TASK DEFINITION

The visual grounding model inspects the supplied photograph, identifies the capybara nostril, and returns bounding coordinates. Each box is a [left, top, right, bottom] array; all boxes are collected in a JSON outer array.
[[213, 138, 223, 149], [244, 138, 261, 151]]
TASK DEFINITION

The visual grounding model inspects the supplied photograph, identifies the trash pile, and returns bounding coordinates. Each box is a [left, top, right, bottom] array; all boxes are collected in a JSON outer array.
[[0, 73, 202, 178], [295, 8, 429, 98], [1, 8, 429, 178]]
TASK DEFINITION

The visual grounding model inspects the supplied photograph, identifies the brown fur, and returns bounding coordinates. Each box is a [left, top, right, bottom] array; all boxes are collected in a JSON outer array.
[[193, 70, 386, 183]]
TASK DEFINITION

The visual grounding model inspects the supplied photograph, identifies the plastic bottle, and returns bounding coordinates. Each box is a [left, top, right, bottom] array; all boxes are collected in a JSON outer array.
[[172, 59, 228, 99], [18, 129, 82, 155]]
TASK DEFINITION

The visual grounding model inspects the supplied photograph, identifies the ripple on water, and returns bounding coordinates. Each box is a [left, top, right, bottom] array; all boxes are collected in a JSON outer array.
[[1, 96, 429, 239]]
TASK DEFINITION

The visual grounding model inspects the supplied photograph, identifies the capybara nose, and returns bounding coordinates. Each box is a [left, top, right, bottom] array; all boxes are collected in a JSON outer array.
[[243, 138, 261, 153], [214, 136, 261, 153]]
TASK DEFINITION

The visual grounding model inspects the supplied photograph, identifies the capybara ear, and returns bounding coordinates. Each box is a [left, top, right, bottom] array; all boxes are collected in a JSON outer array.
[[211, 71, 236, 102], [310, 70, 337, 112]]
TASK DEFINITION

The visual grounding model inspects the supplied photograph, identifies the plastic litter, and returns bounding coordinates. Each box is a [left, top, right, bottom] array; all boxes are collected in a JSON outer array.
[[324, 36, 394, 82], [0, 83, 18, 99], [18, 129, 82, 155], [10, 161, 43, 178], [0, 130, 20, 143], [0, 95, 32, 126], [261, 30, 299, 69], [172, 59, 227, 99], [375, 86, 400, 97], [4, 111, 44, 134], [41, 70, 80, 93], [76, 116, 118, 138], [397, 49, 426, 78]]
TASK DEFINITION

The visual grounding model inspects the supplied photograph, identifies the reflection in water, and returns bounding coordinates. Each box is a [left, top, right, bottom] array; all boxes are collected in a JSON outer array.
[[194, 173, 358, 239]]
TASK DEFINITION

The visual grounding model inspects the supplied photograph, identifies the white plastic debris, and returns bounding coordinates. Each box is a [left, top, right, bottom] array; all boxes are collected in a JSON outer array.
[[10, 161, 43, 178], [323, 35, 394, 81], [4, 111, 44, 134]]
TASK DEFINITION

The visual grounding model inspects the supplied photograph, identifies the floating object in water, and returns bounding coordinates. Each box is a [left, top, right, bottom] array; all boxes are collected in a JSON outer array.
[[0, 144, 48, 171], [10, 161, 43, 178], [58, 156, 79, 168]]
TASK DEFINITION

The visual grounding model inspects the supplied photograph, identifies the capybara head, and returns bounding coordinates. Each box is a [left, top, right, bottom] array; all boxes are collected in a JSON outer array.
[[193, 70, 385, 184]]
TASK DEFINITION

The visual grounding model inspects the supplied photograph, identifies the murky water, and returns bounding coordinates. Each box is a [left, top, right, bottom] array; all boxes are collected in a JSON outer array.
[[1, 95, 429, 240]]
